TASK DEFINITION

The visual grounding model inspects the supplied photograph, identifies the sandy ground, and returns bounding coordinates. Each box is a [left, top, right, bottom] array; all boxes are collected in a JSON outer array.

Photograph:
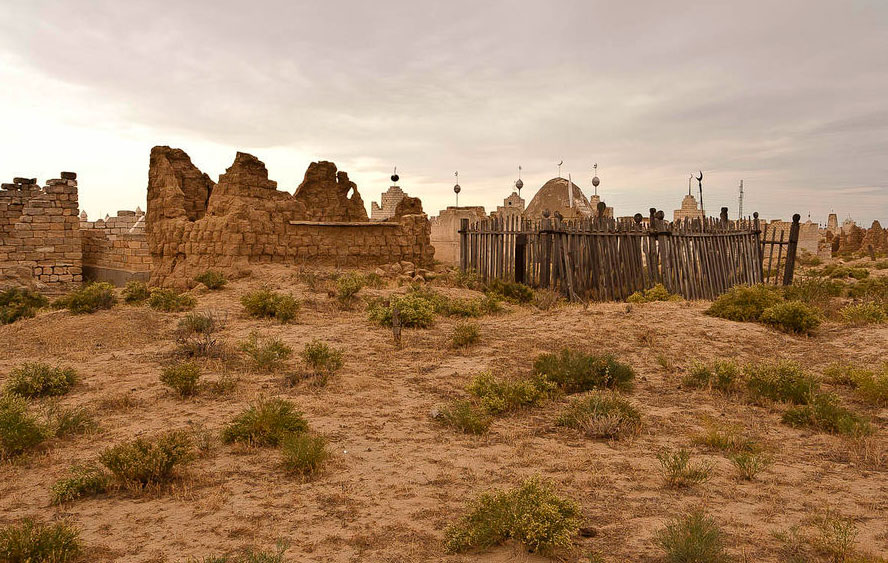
[[0, 265, 886, 562]]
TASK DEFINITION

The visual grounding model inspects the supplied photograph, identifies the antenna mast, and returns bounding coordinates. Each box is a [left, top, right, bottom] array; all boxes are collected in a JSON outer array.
[[738, 179, 744, 219]]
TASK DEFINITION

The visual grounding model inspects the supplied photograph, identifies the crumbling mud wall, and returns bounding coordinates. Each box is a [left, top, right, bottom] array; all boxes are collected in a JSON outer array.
[[147, 146, 434, 286], [80, 209, 150, 285]]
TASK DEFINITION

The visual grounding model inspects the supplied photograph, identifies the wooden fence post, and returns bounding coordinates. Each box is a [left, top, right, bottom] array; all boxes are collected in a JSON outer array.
[[753, 212, 764, 283], [783, 213, 801, 286], [515, 233, 527, 285], [459, 218, 469, 272], [540, 214, 551, 288]]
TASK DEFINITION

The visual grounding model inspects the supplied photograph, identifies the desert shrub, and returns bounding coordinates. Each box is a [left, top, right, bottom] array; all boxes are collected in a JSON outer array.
[[485, 278, 534, 304], [839, 302, 887, 325], [730, 452, 772, 480], [122, 280, 150, 303], [705, 284, 783, 322], [3, 362, 78, 398], [0, 519, 81, 562], [239, 333, 293, 373], [783, 276, 844, 306], [240, 289, 299, 322], [160, 361, 201, 397], [626, 283, 681, 304], [533, 349, 635, 393], [221, 397, 308, 447], [556, 391, 642, 439], [367, 293, 436, 328], [281, 433, 329, 477], [847, 276, 888, 302], [745, 361, 819, 405], [813, 510, 859, 562], [148, 288, 196, 312], [334, 271, 366, 305], [99, 430, 194, 485], [51, 464, 112, 504], [449, 269, 483, 290], [0, 287, 48, 324], [435, 400, 492, 434], [53, 281, 116, 314], [657, 448, 713, 488], [820, 264, 869, 280], [451, 321, 480, 348], [467, 372, 556, 415], [444, 476, 581, 554], [47, 404, 97, 437], [195, 270, 227, 290], [532, 289, 562, 310], [874, 260, 888, 270], [783, 392, 871, 436], [692, 422, 759, 454], [849, 367, 888, 406], [300, 341, 343, 375], [176, 310, 225, 356], [759, 300, 821, 334], [681, 360, 742, 393], [0, 394, 48, 458], [657, 508, 728, 563]]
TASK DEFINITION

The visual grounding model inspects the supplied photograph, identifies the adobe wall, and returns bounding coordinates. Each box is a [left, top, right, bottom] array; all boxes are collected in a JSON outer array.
[[429, 206, 488, 266], [0, 175, 82, 290], [80, 209, 150, 285], [765, 219, 821, 255], [147, 146, 434, 286]]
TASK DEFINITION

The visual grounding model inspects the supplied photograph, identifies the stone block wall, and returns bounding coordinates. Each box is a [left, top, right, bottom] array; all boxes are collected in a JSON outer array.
[[429, 206, 488, 266], [80, 209, 150, 284], [0, 175, 82, 290]]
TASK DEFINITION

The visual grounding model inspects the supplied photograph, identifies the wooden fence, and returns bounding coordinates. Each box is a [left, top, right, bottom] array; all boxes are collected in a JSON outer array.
[[459, 210, 800, 301]]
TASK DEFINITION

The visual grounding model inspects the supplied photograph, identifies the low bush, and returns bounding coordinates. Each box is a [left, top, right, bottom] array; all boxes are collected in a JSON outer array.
[[745, 361, 819, 405], [681, 360, 742, 393], [435, 400, 492, 434], [367, 292, 436, 328], [848, 367, 888, 406], [556, 391, 642, 439], [53, 282, 116, 314], [99, 430, 194, 485], [485, 278, 533, 304], [3, 362, 78, 398], [0, 394, 48, 459], [334, 271, 366, 305], [444, 476, 581, 554], [657, 508, 728, 563], [759, 300, 821, 334], [467, 372, 555, 415], [195, 270, 227, 290], [300, 341, 343, 375], [533, 349, 635, 393], [0, 287, 48, 325], [627, 283, 681, 304], [241, 288, 299, 322], [221, 397, 308, 447], [813, 510, 859, 562], [692, 422, 759, 454], [0, 518, 81, 562], [847, 276, 888, 302], [839, 302, 887, 325], [730, 452, 772, 480], [281, 433, 329, 477], [239, 333, 293, 373], [657, 448, 713, 488], [176, 310, 225, 356], [783, 392, 871, 436], [819, 264, 869, 280], [51, 464, 112, 504], [47, 404, 97, 438], [160, 361, 202, 397], [148, 288, 197, 312], [783, 276, 844, 308], [451, 321, 480, 348], [705, 284, 783, 322], [532, 289, 563, 311], [122, 280, 150, 303]]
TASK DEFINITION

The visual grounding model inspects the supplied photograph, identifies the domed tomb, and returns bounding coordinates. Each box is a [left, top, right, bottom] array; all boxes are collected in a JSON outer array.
[[524, 177, 594, 219]]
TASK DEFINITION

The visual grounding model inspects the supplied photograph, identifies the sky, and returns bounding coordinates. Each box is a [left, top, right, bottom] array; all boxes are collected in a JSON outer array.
[[0, 0, 886, 225]]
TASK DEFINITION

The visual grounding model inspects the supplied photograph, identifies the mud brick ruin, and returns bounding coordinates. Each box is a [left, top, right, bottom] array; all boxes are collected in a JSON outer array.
[[80, 208, 150, 284], [147, 147, 434, 287]]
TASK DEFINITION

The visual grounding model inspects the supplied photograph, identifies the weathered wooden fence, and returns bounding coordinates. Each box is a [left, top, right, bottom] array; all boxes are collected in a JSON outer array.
[[459, 210, 800, 301]]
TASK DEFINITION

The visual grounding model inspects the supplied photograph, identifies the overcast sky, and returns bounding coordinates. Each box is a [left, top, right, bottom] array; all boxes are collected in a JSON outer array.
[[1, 0, 886, 224]]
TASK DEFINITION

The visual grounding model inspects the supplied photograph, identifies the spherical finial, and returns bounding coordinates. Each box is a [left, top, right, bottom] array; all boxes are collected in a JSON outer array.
[[453, 184, 461, 194], [391, 173, 399, 183], [591, 176, 600, 188], [515, 178, 524, 190], [543, 209, 551, 218]]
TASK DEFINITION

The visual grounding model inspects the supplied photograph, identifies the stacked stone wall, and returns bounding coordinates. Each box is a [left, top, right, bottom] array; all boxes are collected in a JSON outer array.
[[80, 210, 150, 284]]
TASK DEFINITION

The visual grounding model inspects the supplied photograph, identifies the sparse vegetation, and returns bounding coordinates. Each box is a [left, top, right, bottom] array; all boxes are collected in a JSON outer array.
[[51, 464, 112, 504], [333, 271, 367, 306], [556, 391, 642, 439], [813, 510, 859, 562], [195, 270, 227, 290], [839, 301, 887, 324], [657, 508, 728, 563], [705, 284, 783, 322], [3, 362, 78, 398], [783, 392, 871, 436], [825, 363, 888, 406], [280, 433, 329, 477], [53, 281, 116, 314], [692, 422, 759, 454], [532, 288, 562, 310], [0, 287, 48, 324], [451, 320, 480, 348], [818, 264, 869, 280], [485, 278, 534, 304], [240, 288, 299, 322], [730, 452, 772, 480], [759, 300, 821, 334], [657, 448, 713, 488], [47, 404, 97, 437], [191, 542, 290, 563], [0, 394, 48, 459], [444, 476, 581, 555], [435, 400, 492, 434], [148, 288, 197, 312], [99, 430, 194, 485], [745, 361, 819, 405], [467, 371, 555, 415], [160, 361, 202, 397], [0, 518, 81, 562], [682, 360, 742, 393], [221, 397, 308, 447], [239, 333, 293, 372], [123, 280, 150, 303], [176, 310, 225, 356], [627, 283, 681, 303], [368, 287, 501, 328], [300, 341, 343, 375], [533, 349, 635, 393]]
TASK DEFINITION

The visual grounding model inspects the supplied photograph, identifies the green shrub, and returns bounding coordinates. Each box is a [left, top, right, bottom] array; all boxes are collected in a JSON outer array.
[[444, 476, 581, 554], [221, 397, 308, 447], [0, 394, 48, 458], [485, 279, 534, 304], [367, 292, 436, 328], [160, 361, 202, 397], [281, 433, 329, 477], [705, 284, 783, 322], [334, 272, 366, 305], [451, 321, 480, 348], [626, 283, 681, 304], [53, 282, 116, 314], [730, 452, 772, 480], [692, 422, 759, 454], [47, 404, 97, 438], [533, 349, 635, 393], [148, 288, 196, 312], [99, 430, 194, 485], [0, 519, 81, 562], [681, 360, 742, 393], [745, 361, 819, 404], [240, 289, 299, 322], [176, 310, 224, 356], [657, 509, 728, 563], [850, 367, 888, 406], [783, 276, 844, 307], [0, 287, 48, 324], [556, 391, 642, 439], [813, 510, 859, 562], [239, 333, 292, 372], [51, 464, 112, 504], [847, 277, 888, 302], [760, 301, 821, 334], [467, 372, 555, 415], [300, 341, 343, 375], [657, 448, 713, 488], [820, 264, 869, 280], [874, 260, 888, 270], [3, 362, 78, 398], [839, 302, 887, 324], [783, 393, 871, 436], [122, 280, 150, 303], [195, 270, 227, 290], [435, 400, 492, 434]]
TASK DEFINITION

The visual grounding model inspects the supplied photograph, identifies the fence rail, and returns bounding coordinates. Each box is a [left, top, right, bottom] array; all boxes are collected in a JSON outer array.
[[459, 210, 800, 302]]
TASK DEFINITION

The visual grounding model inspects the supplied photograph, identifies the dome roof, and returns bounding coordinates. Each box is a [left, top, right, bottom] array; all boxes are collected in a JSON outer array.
[[525, 177, 594, 219]]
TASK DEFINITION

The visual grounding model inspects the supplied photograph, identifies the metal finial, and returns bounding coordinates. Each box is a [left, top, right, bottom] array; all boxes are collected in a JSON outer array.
[[557, 160, 563, 178], [453, 171, 461, 207], [515, 165, 523, 193], [591, 162, 600, 195], [391, 166, 399, 184]]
